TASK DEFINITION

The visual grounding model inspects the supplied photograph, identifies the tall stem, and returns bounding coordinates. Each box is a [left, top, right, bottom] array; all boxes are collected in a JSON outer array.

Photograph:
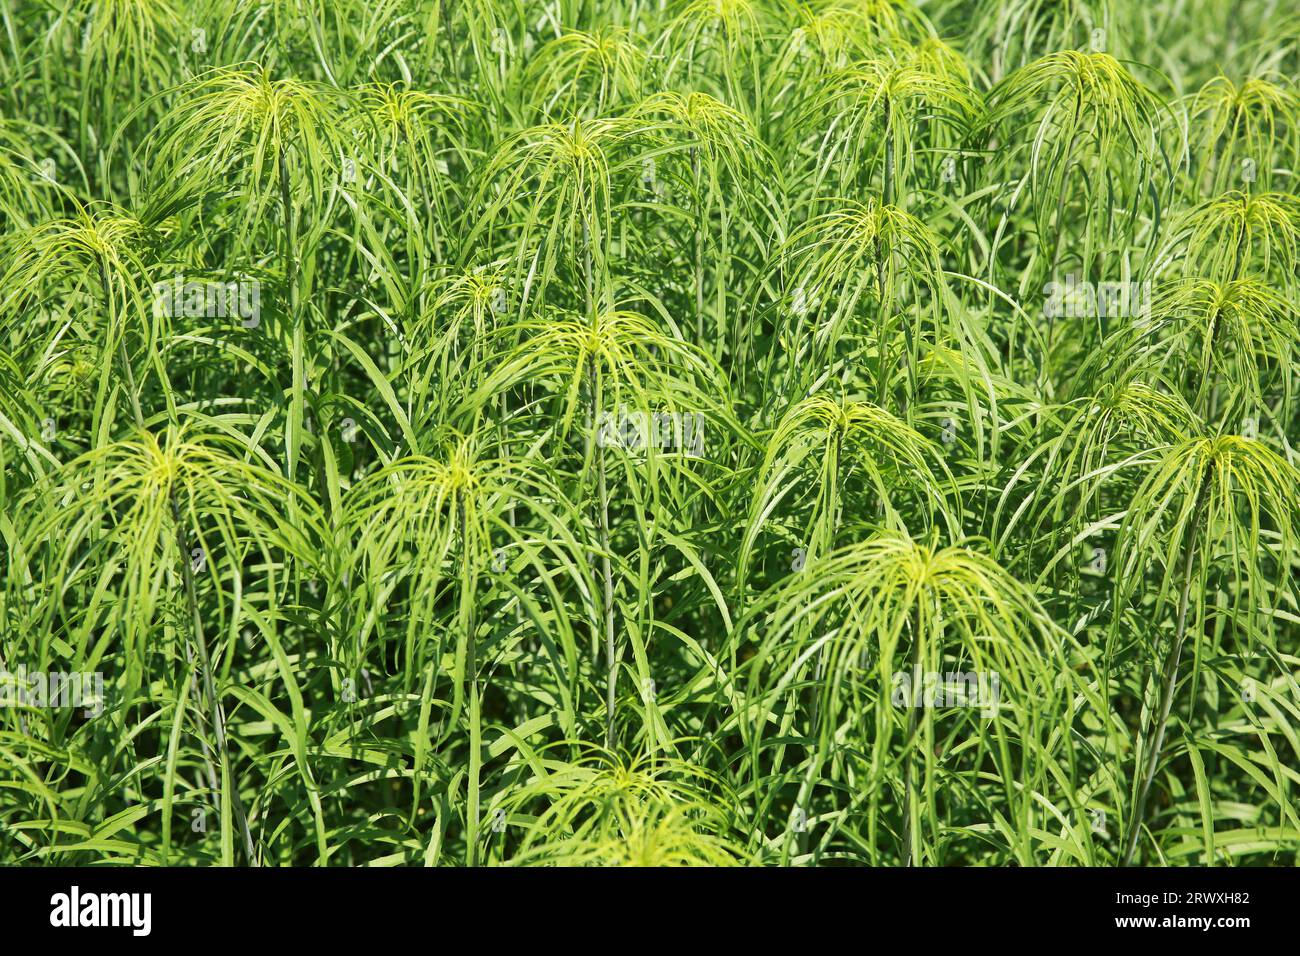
[[170, 490, 258, 865], [692, 144, 705, 346], [882, 100, 910, 414], [598, 448, 617, 750], [901, 601, 924, 865], [580, 206, 618, 752], [882, 97, 894, 208], [460, 497, 482, 866], [874, 236, 888, 406], [592, 361, 617, 751], [98, 257, 144, 429], [279, 146, 306, 491], [1121, 469, 1211, 865]]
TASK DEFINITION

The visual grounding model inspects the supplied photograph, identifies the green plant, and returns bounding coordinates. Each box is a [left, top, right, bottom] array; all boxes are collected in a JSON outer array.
[[1, 0, 1297, 869]]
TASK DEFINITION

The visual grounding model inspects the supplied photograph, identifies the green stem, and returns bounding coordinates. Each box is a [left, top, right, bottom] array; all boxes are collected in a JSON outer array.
[[1121, 469, 1212, 866], [692, 144, 704, 346], [882, 97, 894, 208], [279, 145, 307, 491], [901, 601, 924, 865], [170, 490, 258, 865], [460, 497, 482, 866], [596, 382, 617, 752], [98, 257, 144, 430]]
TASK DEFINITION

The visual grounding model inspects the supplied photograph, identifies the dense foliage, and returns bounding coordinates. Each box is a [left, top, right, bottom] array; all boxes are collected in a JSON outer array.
[[1, 0, 1298, 867]]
